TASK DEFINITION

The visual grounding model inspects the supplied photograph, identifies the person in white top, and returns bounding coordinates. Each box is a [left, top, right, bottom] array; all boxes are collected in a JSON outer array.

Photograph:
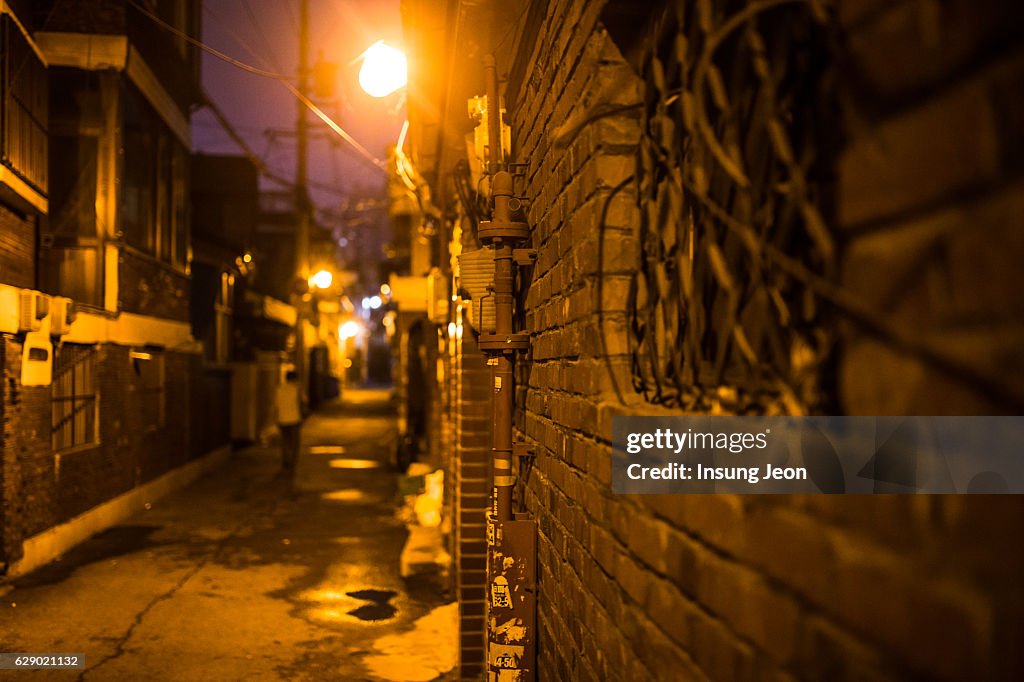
[[275, 369, 303, 473]]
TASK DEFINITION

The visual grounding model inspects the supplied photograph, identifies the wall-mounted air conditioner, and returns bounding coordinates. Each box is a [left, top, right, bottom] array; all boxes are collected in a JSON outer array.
[[50, 297, 76, 336], [18, 291, 49, 332]]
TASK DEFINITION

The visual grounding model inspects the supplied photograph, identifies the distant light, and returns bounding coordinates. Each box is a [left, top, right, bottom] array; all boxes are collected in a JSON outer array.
[[380, 283, 391, 296], [309, 269, 333, 289], [339, 238, 349, 247], [309, 445, 346, 455], [328, 458, 380, 469], [339, 321, 360, 339], [358, 41, 407, 98], [242, 252, 252, 264], [321, 489, 369, 502], [447, 322, 456, 337], [368, 295, 383, 309], [361, 297, 371, 310]]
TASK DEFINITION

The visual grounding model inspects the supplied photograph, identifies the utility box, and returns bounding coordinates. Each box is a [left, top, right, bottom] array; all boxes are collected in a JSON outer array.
[[458, 247, 496, 333], [389, 275, 429, 312], [426, 267, 449, 324], [21, 332, 52, 386], [230, 363, 260, 441]]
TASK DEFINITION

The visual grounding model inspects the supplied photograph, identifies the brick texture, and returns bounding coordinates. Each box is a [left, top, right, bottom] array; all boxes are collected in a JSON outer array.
[[0, 338, 215, 572], [451, 312, 492, 679], [0, 204, 36, 290], [499, 0, 1024, 680]]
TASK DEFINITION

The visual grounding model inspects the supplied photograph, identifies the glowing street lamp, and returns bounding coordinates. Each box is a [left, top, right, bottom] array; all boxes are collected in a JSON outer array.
[[339, 320, 361, 339], [309, 269, 333, 289], [358, 41, 407, 98]]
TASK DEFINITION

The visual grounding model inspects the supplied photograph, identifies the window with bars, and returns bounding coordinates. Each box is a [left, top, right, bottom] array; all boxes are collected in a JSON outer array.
[[51, 344, 99, 452]]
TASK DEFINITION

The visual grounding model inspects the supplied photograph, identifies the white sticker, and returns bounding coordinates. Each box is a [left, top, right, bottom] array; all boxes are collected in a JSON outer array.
[[491, 577, 511, 608]]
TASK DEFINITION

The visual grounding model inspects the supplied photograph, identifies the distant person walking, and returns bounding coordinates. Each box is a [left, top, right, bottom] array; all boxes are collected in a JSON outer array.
[[276, 369, 303, 474]]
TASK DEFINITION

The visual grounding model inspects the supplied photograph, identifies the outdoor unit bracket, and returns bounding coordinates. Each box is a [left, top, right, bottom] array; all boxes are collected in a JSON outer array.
[[513, 442, 535, 459], [479, 332, 530, 353]]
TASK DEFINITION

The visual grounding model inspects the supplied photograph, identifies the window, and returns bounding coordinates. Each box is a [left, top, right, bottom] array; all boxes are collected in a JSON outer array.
[[44, 68, 115, 308], [1, 14, 48, 194], [52, 344, 99, 452], [132, 350, 165, 430], [122, 83, 189, 270], [211, 272, 234, 365]]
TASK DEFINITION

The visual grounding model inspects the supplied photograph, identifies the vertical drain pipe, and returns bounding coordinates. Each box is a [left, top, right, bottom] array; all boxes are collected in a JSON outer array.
[[479, 53, 537, 681]]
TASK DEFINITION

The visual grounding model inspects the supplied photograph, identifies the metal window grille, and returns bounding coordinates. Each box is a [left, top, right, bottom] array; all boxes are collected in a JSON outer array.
[[52, 344, 99, 451], [627, 0, 837, 414]]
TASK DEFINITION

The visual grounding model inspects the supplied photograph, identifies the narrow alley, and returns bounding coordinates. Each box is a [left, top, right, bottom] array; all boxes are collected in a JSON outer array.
[[2, 1, 1024, 680], [0, 389, 456, 681]]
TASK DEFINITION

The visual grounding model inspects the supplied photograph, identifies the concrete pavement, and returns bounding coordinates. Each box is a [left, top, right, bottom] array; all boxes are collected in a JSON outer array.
[[0, 388, 456, 681]]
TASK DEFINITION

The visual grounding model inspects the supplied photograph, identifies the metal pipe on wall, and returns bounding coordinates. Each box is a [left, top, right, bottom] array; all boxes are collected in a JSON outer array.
[[479, 53, 537, 682]]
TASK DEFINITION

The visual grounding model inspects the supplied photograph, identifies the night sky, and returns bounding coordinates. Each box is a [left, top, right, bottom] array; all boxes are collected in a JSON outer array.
[[191, 0, 405, 213]]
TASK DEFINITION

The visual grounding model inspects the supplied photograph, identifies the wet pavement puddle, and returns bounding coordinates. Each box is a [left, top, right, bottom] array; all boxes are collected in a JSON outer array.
[[346, 589, 398, 621]]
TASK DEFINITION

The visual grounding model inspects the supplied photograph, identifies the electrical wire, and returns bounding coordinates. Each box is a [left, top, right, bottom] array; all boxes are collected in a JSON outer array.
[[241, 0, 286, 72], [130, 0, 288, 79], [202, 1, 278, 74], [128, 0, 387, 172]]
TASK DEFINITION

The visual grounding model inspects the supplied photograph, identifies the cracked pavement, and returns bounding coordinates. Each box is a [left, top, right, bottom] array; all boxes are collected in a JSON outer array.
[[0, 389, 455, 681]]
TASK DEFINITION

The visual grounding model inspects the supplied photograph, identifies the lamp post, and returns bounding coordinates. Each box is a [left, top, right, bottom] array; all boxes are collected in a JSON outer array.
[[294, 0, 312, 409], [292, 24, 407, 407]]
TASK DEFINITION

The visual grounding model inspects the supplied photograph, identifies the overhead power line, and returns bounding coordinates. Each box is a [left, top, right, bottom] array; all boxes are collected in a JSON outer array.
[[129, 0, 387, 173], [199, 91, 353, 203]]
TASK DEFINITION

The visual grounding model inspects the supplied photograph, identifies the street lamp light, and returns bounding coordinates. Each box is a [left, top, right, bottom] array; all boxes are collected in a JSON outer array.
[[339, 320, 361, 339], [309, 269, 333, 289], [358, 41, 407, 98]]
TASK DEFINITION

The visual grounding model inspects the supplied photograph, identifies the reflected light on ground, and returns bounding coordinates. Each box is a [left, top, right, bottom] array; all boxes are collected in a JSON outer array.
[[329, 458, 381, 469], [308, 607, 347, 623], [308, 445, 346, 455], [321, 489, 370, 502], [305, 589, 350, 602]]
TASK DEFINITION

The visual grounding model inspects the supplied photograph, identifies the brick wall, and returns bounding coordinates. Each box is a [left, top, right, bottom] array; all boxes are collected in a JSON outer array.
[[1, 337, 52, 568], [838, 0, 1024, 414], [506, 1, 1024, 680], [451, 312, 492, 679], [0, 204, 36, 290], [0, 338, 208, 573]]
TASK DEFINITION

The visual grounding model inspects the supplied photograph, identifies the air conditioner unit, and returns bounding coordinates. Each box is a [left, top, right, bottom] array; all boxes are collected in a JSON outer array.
[[18, 291, 49, 332], [50, 297, 76, 336]]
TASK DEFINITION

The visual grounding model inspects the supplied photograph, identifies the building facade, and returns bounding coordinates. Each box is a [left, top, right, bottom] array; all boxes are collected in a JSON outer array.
[[0, 0, 228, 578]]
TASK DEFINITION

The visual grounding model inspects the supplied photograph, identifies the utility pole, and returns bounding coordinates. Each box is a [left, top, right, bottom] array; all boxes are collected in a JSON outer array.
[[294, 0, 311, 404]]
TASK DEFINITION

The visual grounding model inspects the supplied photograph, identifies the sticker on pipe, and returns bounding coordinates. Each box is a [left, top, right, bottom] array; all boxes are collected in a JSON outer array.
[[491, 576, 512, 608]]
